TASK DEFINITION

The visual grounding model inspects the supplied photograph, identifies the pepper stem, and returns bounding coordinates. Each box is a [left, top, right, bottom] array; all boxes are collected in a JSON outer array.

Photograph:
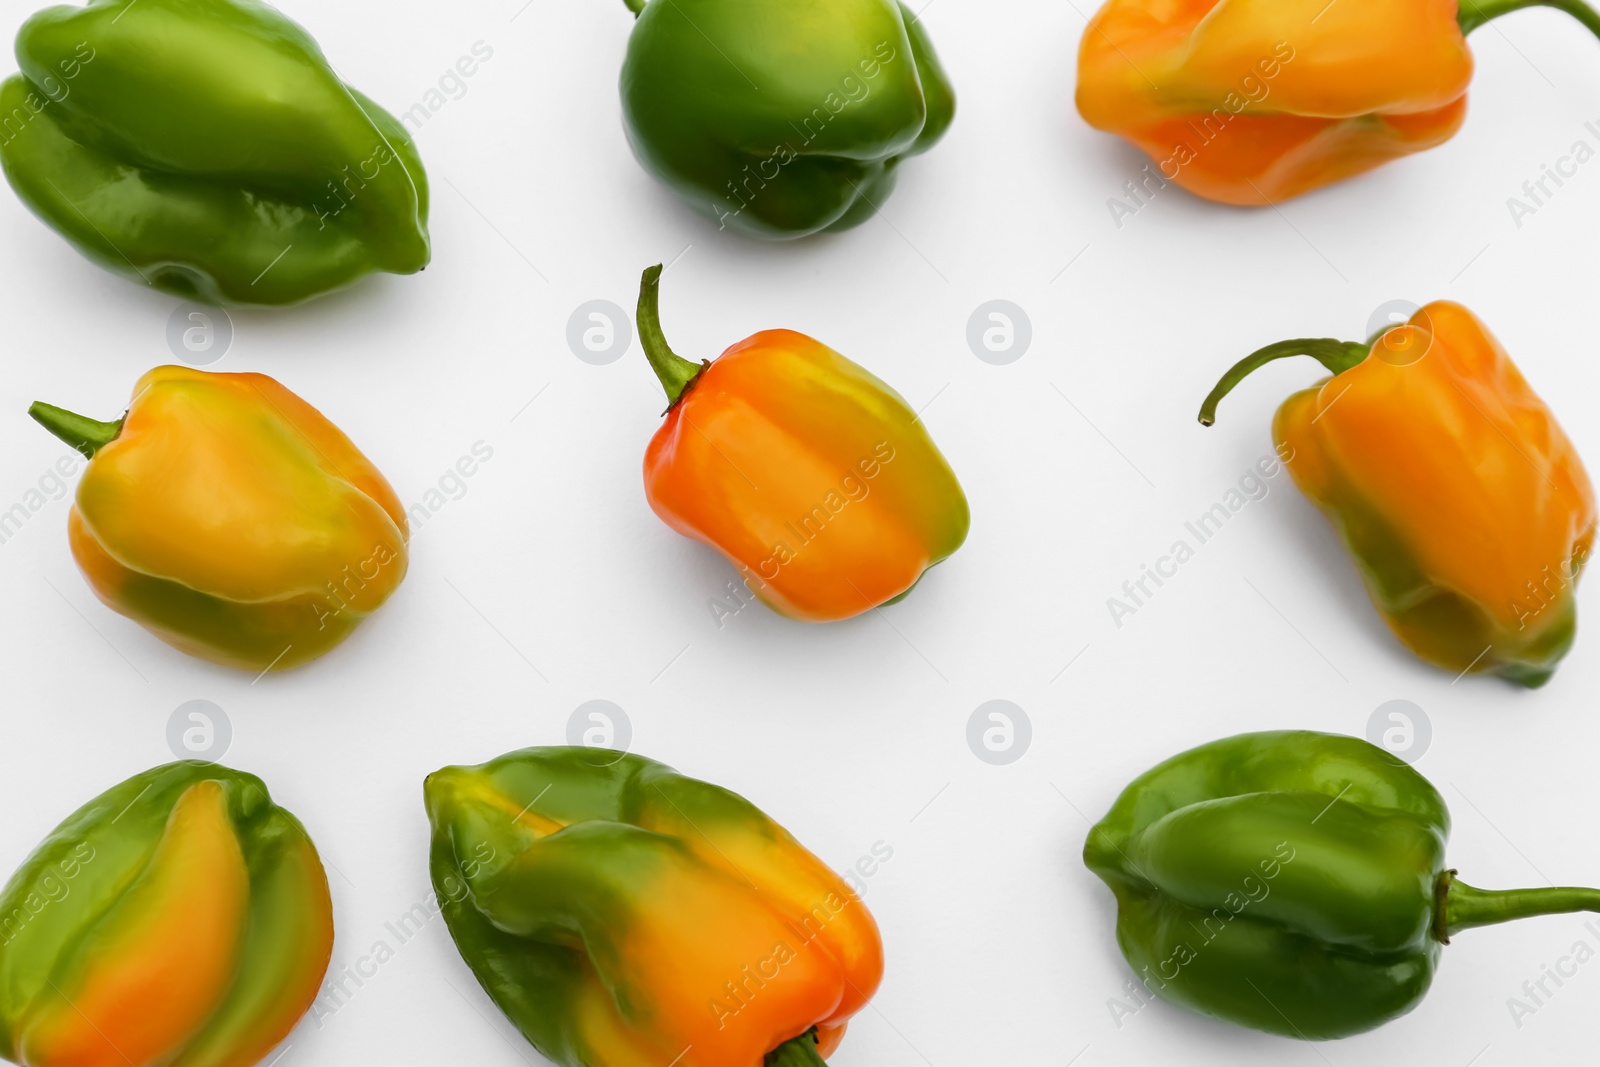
[[1458, 0, 1600, 39], [28, 401, 123, 459], [622, 0, 646, 16], [1436, 870, 1600, 943], [1197, 338, 1370, 427], [636, 264, 709, 411], [764, 1031, 828, 1067]]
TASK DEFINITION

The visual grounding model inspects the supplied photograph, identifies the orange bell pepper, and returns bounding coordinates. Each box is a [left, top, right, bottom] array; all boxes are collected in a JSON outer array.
[[634, 265, 969, 622], [29, 366, 409, 672], [1076, 0, 1600, 205], [1200, 301, 1596, 686]]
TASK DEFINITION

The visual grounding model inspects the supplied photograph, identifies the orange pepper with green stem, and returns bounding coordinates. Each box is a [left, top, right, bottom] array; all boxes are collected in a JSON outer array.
[[635, 265, 969, 622], [29, 365, 409, 673], [1199, 301, 1596, 686], [1076, 0, 1600, 205]]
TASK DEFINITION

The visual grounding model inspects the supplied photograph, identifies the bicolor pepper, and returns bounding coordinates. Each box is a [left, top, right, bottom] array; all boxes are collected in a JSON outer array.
[[0, 0, 430, 305], [1200, 301, 1594, 686], [30, 365, 410, 672], [634, 265, 968, 622], [617, 0, 954, 238], [1076, 0, 1600, 205], [0, 761, 332, 1066], [425, 747, 883, 1067]]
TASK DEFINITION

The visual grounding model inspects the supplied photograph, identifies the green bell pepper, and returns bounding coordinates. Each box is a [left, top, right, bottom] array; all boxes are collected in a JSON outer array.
[[0, 0, 430, 306], [618, 0, 955, 239], [1086, 730, 1600, 1039], [425, 746, 885, 1067]]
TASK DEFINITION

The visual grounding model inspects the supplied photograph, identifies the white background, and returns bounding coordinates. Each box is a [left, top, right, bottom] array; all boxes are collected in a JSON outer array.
[[1, 0, 1599, 1064]]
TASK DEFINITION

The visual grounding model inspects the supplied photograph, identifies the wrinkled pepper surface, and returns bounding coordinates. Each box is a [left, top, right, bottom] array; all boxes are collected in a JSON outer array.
[[634, 265, 968, 622], [1076, 0, 1600, 205], [1200, 301, 1595, 687], [0, 761, 332, 1066], [30, 365, 410, 672], [0, 0, 430, 305], [426, 747, 883, 1067], [1087, 730, 1600, 1039], [618, 0, 954, 238]]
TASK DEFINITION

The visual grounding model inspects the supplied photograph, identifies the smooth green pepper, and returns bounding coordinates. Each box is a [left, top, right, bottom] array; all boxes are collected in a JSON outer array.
[[618, 0, 954, 239], [1086, 731, 1600, 1039], [0, 0, 430, 306]]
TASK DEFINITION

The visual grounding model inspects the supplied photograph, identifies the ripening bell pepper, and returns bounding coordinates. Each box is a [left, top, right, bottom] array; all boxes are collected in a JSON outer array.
[[30, 365, 410, 672], [1087, 730, 1600, 1039], [617, 0, 954, 238], [1200, 301, 1595, 687], [634, 265, 968, 622], [1076, 0, 1600, 205], [0, 761, 332, 1067], [0, 0, 430, 305], [425, 747, 883, 1067]]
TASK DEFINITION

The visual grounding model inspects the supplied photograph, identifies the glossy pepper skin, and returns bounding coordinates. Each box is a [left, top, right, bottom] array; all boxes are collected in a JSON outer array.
[[0, 761, 332, 1067], [1076, 0, 1600, 205], [426, 747, 883, 1067], [0, 0, 430, 305], [1200, 301, 1595, 687], [618, 0, 954, 238], [1087, 730, 1600, 1039], [634, 266, 968, 622], [29, 365, 410, 672]]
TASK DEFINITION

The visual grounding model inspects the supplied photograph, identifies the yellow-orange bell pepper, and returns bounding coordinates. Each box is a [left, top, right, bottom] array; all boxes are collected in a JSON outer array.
[[29, 366, 408, 672], [633, 265, 969, 622], [0, 761, 332, 1067], [1200, 301, 1596, 686], [1076, 0, 1600, 205]]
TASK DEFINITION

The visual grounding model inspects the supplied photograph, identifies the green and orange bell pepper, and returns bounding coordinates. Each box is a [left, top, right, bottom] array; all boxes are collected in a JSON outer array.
[[426, 747, 883, 1066], [1200, 301, 1595, 686], [0, 761, 332, 1066], [30, 365, 409, 672], [635, 265, 969, 622], [1076, 0, 1600, 205]]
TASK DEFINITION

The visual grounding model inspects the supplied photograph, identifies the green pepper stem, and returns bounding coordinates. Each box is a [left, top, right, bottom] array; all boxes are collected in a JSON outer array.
[[622, 0, 646, 16], [1459, 0, 1600, 40], [764, 1031, 828, 1067], [1197, 338, 1370, 427], [636, 264, 709, 411], [1438, 870, 1600, 943], [28, 401, 123, 459]]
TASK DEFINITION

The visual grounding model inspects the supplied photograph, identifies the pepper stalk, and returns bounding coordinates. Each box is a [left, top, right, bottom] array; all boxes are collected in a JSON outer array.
[[1198, 338, 1371, 427], [28, 401, 124, 459], [636, 263, 711, 411], [1437, 870, 1600, 943], [765, 1030, 829, 1066], [1457, 0, 1600, 38]]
